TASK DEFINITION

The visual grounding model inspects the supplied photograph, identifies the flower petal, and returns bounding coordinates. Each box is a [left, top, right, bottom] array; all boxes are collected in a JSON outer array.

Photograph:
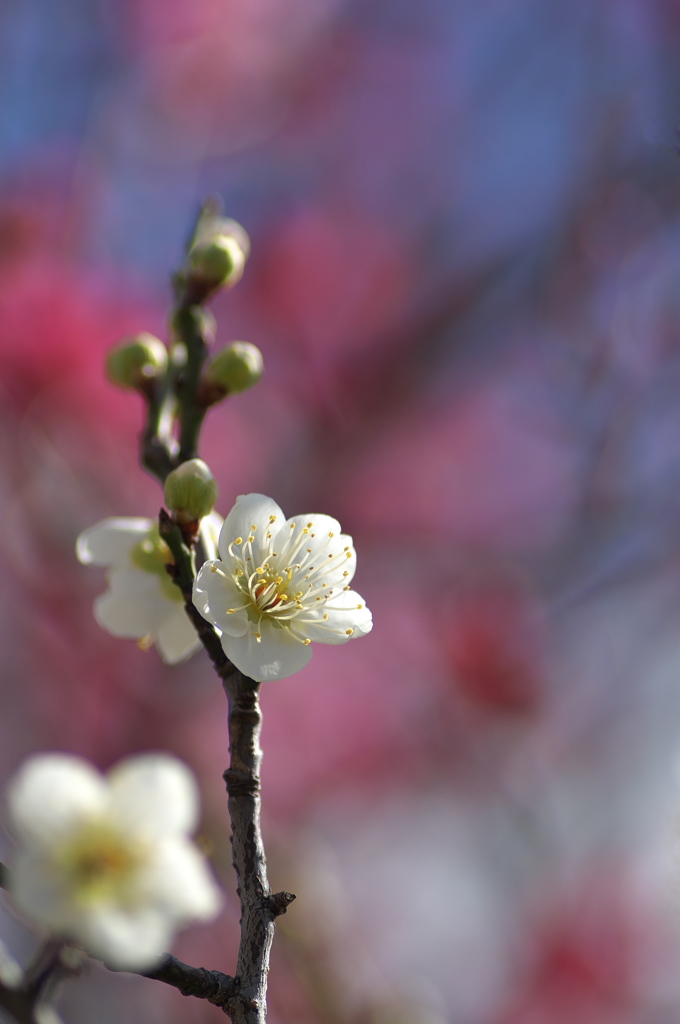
[[77, 904, 172, 971], [94, 569, 170, 639], [155, 606, 202, 665], [107, 755, 199, 838], [9, 849, 77, 930], [293, 590, 373, 645], [218, 494, 285, 566], [6, 755, 106, 846], [193, 562, 249, 636], [76, 519, 152, 567], [200, 511, 224, 561], [221, 620, 313, 681], [139, 838, 222, 920]]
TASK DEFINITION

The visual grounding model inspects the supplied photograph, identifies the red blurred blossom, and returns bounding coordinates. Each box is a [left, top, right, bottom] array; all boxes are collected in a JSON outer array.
[[118, 0, 341, 156], [340, 373, 581, 550], [495, 865, 660, 1024], [254, 205, 414, 412], [438, 576, 546, 718]]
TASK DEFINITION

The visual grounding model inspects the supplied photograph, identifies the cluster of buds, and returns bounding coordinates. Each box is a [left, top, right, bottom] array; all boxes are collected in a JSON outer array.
[[106, 215, 263, 408]]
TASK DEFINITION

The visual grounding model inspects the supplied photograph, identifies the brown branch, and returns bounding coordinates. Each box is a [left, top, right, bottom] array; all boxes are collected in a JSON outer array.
[[0, 940, 79, 1024], [159, 511, 296, 1023], [139, 203, 293, 1022], [143, 954, 236, 1005]]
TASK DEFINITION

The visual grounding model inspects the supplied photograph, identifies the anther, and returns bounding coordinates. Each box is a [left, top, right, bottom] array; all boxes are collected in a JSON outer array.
[[346, 552, 352, 558], [343, 586, 350, 591], [307, 522, 313, 528], [323, 613, 329, 621], [328, 554, 333, 559], [357, 604, 363, 609], [329, 532, 334, 537], [303, 528, 309, 535], [269, 515, 277, 523], [251, 524, 257, 531], [290, 523, 296, 530], [303, 639, 311, 645], [255, 632, 262, 641], [345, 629, 354, 635], [210, 565, 218, 573], [343, 571, 349, 577], [235, 537, 243, 545]]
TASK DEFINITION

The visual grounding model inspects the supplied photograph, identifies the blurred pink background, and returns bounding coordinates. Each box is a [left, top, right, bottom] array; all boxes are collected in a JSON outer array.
[[3, 0, 680, 1021]]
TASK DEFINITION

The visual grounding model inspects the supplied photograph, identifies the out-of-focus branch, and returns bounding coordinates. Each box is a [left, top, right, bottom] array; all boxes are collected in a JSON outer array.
[[143, 954, 236, 1005], [0, 940, 80, 1024]]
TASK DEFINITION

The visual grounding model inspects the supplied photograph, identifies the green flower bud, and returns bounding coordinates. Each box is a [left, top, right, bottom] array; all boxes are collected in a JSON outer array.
[[193, 216, 251, 261], [203, 342, 264, 398], [106, 334, 168, 391], [164, 459, 219, 524], [185, 235, 246, 300]]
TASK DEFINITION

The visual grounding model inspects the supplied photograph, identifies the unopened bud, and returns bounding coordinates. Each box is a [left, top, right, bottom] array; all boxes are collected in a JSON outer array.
[[204, 342, 264, 398], [164, 459, 219, 524], [184, 236, 246, 301], [106, 334, 168, 391], [193, 216, 251, 261]]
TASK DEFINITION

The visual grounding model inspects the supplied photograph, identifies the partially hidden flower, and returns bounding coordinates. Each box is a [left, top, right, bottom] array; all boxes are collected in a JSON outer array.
[[5, 753, 222, 970], [76, 512, 222, 664], [193, 493, 373, 681]]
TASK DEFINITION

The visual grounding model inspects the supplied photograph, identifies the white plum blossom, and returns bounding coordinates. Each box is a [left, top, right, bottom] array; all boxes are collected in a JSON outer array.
[[5, 753, 222, 971], [76, 512, 222, 664], [193, 493, 373, 682]]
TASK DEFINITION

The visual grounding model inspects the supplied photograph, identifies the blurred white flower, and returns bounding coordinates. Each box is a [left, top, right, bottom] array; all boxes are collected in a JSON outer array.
[[76, 512, 222, 664], [5, 753, 222, 971], [193, 493, 372, 681]]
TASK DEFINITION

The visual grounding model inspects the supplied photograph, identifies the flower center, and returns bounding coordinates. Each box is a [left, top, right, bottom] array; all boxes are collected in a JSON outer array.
[[218, 518, 357, 644], [129, 527, 183, 604], [57, 821, 148, 904]]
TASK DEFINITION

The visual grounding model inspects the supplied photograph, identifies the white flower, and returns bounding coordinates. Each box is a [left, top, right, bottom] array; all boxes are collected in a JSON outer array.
[[76, 512, 222, 664], [193, 493, 373, 681], [5, 753, 222, 971]]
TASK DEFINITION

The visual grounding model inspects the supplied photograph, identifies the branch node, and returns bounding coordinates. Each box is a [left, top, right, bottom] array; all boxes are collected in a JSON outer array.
[[266, 891, 296, 917], [223, 768, 260, 798]]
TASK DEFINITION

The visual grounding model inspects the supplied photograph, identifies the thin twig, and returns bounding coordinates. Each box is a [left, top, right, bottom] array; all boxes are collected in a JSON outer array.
[[143, 954, 236, 1005], [142, 203, 294, 1022], [159, 512, 296, 1023]]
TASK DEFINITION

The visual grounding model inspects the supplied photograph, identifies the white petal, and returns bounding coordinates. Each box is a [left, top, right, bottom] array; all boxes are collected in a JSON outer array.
[[218, 494, 285, 565], [107, 754, 199, 838], [199, 511, 224, 561], [193, 562, 249, 636], [77, 905, 172, 971], [6, 755, 106, 847], [294, 590, 373, 645], [282, 514, 342, 552], [221, 620, 313, 682], [76, 519, 152, 567], [10, 849, 79, 930], [155, 606, 202, 665], [288, 532, 358, 589], [139, 838, 222, 920], [94, 569, 170, 639]]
